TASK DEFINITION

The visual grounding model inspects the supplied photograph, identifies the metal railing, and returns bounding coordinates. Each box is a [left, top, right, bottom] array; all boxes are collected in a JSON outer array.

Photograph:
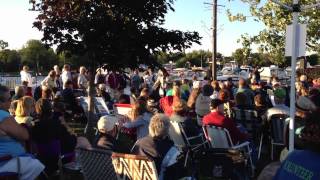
[[0, 75, 46, 90]]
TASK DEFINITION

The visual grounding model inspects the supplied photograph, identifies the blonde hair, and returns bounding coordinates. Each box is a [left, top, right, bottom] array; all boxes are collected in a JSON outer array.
[[9, 100, 19, 116], [149, 113, 170, 138], [15, 96, 35, 117], [172, 100, 187, 115], [140, 88, 149, 98], [128, 99, 147, 120], [23, 65, 29, 71], [48, 70, 56, 77], [172, 85, 181, 97], [63, 64, 70, 71], [79, 66, 86, 74], [14, 86, 25, 97]]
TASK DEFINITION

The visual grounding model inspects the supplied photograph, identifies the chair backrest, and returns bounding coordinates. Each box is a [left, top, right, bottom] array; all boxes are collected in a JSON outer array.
[[94, 97, 111, 116], [77, 148, 116, 180], [269, 114, 288, 144], [77, 97, 100, 123], [111, 153, 158, 180], [232, 107, 258, 134], [77, 96, 90, 118], [168, 121, 186, 148], [204, 125, 233, 148], [113, 104, 132, 116]]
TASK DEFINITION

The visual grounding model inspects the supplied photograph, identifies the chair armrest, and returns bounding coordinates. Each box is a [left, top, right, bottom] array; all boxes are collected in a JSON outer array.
[[191, 140, 210, 151], [186, 134, 203, 141], [232, 141, 250, 149]]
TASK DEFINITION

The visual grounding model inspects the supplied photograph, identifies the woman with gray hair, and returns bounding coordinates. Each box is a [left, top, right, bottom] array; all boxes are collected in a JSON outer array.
[[131, 113, 175, 174]]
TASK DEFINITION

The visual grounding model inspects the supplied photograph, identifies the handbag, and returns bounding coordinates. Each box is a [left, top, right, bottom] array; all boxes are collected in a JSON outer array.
[[195, 148, 248, 180]]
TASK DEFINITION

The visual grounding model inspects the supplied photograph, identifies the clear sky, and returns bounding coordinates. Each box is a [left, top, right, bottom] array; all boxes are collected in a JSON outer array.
[[0, 0, 265, 56]]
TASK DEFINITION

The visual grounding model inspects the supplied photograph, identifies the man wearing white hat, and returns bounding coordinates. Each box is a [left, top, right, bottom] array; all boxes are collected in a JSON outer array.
[[96, 115, 118, 150], [96, 115, 132, 153]]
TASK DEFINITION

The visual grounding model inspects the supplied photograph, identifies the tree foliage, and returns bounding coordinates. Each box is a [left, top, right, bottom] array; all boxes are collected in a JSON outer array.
[[307, 54, 320, 66], [0, 49, 21, 72], [58, 51, 90, 68], [153, 50, 218, 68], [227, 0, 320, 64], [19, 40, 58, 72], [0, 40, 8, 50], [30, 0, 201, 70], [232, 48, 248, 65]]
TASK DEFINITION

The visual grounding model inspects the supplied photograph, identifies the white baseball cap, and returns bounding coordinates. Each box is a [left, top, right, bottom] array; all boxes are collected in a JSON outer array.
[[97, 115, 118, 132], [98, 83, 106, 90], [193, 81, 201, 89]]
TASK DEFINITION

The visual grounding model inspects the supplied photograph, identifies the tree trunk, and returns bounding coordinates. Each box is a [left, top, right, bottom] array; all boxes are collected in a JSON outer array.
[[85, 53, 96, 143]]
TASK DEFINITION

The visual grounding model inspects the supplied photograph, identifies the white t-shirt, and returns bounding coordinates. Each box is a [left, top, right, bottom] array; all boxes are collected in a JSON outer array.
[[78, 74, 88, 89], [20, 71, 33, 87], [41, 76, 56, 89], [61, 71, 72, 87]]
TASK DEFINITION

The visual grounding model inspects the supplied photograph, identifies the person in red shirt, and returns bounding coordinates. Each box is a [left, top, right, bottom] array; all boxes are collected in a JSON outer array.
[[203, 99, 248, 144]]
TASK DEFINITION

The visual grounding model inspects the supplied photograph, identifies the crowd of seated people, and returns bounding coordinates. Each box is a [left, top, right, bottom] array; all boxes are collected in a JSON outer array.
[[0, 65, 93, 178], [0, 64, 320, 179]]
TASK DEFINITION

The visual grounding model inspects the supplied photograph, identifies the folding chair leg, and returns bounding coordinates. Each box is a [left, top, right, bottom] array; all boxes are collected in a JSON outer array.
[[246, 146, 255, 177], [184, 150, 189, 167], [271, 141, 274, 161], [258, 134, 263, 160]]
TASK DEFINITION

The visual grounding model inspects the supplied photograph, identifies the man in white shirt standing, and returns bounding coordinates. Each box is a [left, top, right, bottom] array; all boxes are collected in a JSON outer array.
[[78, 66, 88, 90], [61, 64, 72, 89], [20, 66, 33, 87]]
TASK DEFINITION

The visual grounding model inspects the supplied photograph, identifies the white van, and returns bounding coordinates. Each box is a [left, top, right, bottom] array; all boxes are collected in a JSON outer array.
[[259, 65, 287, 79]]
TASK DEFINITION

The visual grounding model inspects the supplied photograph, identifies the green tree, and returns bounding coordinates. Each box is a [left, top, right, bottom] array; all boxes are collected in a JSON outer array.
[[232, 48, 249, 65], [30, 0, 201, 141], [0, 40, 8, 50], [227, 0, 320, 63], [175, 50, 213, 68], [30, 0, 200, 69], [307, 54, 320, 66], [154, 51, 184, 64], [58, 51, 90, 68], [19, 40, 58, 73], [0, 49, 21, 72]]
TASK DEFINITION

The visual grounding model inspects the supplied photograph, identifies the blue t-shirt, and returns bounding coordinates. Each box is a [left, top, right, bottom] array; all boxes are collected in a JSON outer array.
[[0, 110, 25, 157], [274, 150, 320, 180]]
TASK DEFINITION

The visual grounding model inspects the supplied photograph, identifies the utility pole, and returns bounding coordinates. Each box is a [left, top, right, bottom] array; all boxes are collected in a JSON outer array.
[[212, 0, 217, 80], [270, 0, 320, 152]]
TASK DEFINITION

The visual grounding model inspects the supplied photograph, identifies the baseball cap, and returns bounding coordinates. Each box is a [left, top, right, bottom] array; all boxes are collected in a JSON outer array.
[[193, 81, 201, 89], [97, 115, 118, 132], [274, 88, 286, 99], [296, 96, 317, 112]]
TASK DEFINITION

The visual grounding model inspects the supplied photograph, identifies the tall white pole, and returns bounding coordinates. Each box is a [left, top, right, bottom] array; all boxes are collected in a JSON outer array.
[[271, 0, 320, 152], [288, 1, 299, 152]]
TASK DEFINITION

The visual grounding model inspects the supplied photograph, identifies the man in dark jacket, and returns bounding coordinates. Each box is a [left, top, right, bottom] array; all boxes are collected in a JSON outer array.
[[61, 80, 77, 107]]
